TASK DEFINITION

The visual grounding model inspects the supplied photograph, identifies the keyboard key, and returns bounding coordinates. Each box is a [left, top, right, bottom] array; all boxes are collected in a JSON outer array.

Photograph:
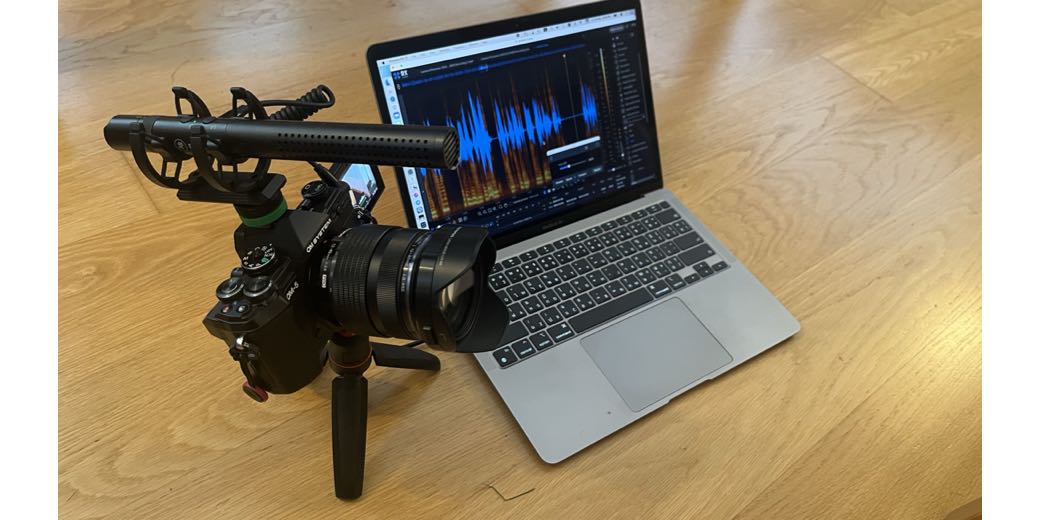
[[683, 273, 702, 284], [587, 270, 608, 286], [521, 261, 544, 277], [540, 271, 562, 288], [573, 258, 594, 275], [513, 339, 536, 359], [588, 252, 608, 269], [547, 322, 576, 343], [538, 289, 561, 307], [587, 225, 603, 237], [522, 314, 547, 332], [553, 249, 575, 264], [650, 262, 671, 279], [646, 246, 665, 262], [558, 265, 578, 280], [531, 332, 554, 351], [571, 231, 588, 242], [665, 257, 685, 272], [505, 267, 527, 284], [496, 290, 512, 305], [489, 273, 509, 290], [555, 282, 577, 300], [558, 300, 580, 318], [600, 232, 619, 246], [502, 257, 522, 268], [536, 244, 555, 256], [655, 209, 681, 225], [635, 268, 656, 285], [712, 261, 730, 272], [492, 263, 503, 273], [569, 243, 590, 258], [656, 201, 672, 210], [541, 306, 564, 325], [660, 226, 679, 240], [694, 262, 715, 278], [603, 246, 622, 263], [520, 295, 544, 314], [643, 216, 662, 230], [520, 251, 538, 262], [603, 264, 623, 280], [493, 346, 518, 368], [571, 276, 593, 293], [646, 203, 662, 214], [552, 237, 572, 249], [614, 226, 634, 240], [574, 293, 596, 311], [660, 242, 680, 256], [522, 277, 545, 294], [633, 209, 648, 219], [678, 244, 716, 266], [589, 287, 612, 304], [586, 237, 605, 252], [629, 220, 648, 235], [621, 274, 642, 291], [665, 273, 686, 290], [647, 281, 672, 297], [631, 236, 651, 249], [670, 220, 693, 234], [606, 280, 627, 297], [506, 285, 529, 301], [498, 322, 528, 347], [617, 214, 633, 225], [569, 288, 653, 333], [603, 220, 619, 230], [632, 252, 651, 267], [617, 258, 637, 274], [647, 229, 664, 243], [618, 241, 638, 256], [507, 303, 527, 322], [673, 232, 704, 251], [537, 255, 559, 270]]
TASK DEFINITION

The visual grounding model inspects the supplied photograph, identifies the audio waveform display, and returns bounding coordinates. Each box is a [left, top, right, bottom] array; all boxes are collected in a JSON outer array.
[[402, 61, 602, 222]]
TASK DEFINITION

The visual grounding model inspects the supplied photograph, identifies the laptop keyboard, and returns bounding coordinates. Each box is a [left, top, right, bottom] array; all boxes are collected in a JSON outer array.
[[488, 200, 730, 368]]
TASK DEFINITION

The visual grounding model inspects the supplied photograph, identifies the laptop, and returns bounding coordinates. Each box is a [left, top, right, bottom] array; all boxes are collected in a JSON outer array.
[[367, 0, 799, 463]]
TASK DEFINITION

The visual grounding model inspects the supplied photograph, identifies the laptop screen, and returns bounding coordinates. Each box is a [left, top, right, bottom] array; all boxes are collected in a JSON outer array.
[[373, 6, 659, 238]]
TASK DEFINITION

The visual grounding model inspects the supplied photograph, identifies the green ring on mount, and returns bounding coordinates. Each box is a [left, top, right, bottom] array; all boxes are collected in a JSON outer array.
[[240, 198, 288, 227]]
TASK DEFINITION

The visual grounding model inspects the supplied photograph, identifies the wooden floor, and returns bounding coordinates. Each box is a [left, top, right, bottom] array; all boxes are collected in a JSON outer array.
[[58, 0, 981, 518]]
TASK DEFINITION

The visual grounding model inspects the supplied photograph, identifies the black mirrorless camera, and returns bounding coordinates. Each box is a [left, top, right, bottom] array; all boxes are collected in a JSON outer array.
[[104, 84, 507, 499]]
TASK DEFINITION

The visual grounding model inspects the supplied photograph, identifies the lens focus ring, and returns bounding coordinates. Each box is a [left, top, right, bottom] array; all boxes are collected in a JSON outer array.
[[324, 226, 389, 336]]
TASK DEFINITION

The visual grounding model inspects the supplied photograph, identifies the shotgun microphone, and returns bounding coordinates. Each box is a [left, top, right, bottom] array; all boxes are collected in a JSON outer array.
[[104, 116, 461, 169]]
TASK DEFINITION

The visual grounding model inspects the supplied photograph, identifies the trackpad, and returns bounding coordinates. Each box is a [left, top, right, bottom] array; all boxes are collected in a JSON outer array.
[[581, 298, 733, 412]]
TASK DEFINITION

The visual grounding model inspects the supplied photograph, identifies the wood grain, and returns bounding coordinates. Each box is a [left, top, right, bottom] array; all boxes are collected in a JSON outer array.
[[58, 0, 981, 518]]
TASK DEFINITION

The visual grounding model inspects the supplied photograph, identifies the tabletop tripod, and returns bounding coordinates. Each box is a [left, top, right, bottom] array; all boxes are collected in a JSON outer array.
[[327, 333, 440, 499]]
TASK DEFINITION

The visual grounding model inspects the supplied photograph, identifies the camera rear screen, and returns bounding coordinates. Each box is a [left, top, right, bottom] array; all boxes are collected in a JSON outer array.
[[338, 163, 381, 210]]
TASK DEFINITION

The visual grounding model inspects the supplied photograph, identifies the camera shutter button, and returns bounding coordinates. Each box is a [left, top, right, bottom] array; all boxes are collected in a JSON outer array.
[[216, 277, 244, 301], [243, 276, 273, 300]]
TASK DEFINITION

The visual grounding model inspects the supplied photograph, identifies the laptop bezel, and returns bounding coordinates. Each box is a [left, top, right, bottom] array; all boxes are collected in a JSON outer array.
[[365, 0, 663, 248]]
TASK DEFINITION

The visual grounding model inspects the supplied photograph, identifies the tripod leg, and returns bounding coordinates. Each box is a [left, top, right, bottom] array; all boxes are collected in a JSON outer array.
[[371, 342, 441, 371], [331, 374, 367, 499]]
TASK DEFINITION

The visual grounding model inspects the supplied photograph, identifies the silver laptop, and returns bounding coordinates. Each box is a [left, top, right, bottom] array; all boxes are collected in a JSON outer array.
[[367, 0, 799, 463]]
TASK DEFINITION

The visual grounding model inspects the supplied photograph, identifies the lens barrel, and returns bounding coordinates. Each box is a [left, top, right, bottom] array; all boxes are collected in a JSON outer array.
[[319, 225, 507, 353]]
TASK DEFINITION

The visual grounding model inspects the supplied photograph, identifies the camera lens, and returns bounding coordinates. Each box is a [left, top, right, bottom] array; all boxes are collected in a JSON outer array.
[[319, 225, 507, 352]]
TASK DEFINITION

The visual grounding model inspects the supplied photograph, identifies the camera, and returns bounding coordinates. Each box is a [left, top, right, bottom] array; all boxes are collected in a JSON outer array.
[[104, 84, 507, 498], [207, 168, 505, 398]]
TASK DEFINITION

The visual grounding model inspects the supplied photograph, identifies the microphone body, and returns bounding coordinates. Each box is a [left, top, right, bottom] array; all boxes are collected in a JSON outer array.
[[104, 115, 460, 169]]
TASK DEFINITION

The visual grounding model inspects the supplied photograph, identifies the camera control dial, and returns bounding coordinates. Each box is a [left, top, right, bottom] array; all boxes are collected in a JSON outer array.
[[241, 244, 277, 273]]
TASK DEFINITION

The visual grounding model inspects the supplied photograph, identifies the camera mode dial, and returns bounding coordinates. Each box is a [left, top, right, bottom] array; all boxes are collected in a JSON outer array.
[[241, 244, 277, 274]]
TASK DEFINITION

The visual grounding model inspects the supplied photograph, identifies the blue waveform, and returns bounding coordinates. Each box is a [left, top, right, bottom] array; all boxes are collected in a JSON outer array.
[[580, 83, 598, 129], [443, 85, 598, 169]]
